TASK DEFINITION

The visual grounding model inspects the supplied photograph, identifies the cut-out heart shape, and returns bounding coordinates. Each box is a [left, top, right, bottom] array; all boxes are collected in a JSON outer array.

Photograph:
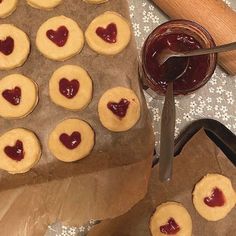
[[160, 218, 180, 235], [59, 78, 80, 99], [0, 36, 14, 55], [4, 140, 24, 161], [107, 98, 130, 118], [59, 132, 81, 150], [204, 187, 225, 207], [46, 26, 69, 47], [2, 86, 21, 105], [96, 23, 117, 43]]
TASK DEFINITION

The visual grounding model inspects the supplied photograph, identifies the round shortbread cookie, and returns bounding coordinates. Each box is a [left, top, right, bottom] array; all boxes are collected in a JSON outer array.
[[27, 0, 62, 10], [0, 0, 18, 18], [193, 173, 236, 221], [85, 11, 131, 55], [0, 74, 38, 119], [49, 65, 93, 111], [36, 15, 84, 61], [98, 87, 140, 132], [48, 119, 95, 162], [0, 24, 30, 70], [150, 202, 192, 236], [83, 0, 108, 4], [0, 128, 41, 174]]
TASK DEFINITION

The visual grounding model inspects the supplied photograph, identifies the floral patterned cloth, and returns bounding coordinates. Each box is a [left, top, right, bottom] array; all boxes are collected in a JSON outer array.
[[47, 0, 236, 235]]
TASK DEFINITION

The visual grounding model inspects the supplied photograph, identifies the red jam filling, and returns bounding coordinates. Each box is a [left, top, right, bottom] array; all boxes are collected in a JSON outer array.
[[0, 0, 3, 3], [96, 23, 117, 43], [59, 78, 80, 99], [0, 36, 14, 56], [160, 218, 180, 235], [4, 140, 24, 161], [59, 132, 81, 150], [2, 86, 21, 105], [204, 187, 225, 207], [46, 26, 69, 47], [107, 98, 130, 118], [143, 32, 210, 95]]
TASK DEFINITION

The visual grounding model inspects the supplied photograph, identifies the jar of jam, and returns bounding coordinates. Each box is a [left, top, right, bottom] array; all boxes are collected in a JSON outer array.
[[142, 20, 217, 96]]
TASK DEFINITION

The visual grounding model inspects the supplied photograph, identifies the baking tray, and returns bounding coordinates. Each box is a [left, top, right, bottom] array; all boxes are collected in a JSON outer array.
[[153, 118, 236, 166]]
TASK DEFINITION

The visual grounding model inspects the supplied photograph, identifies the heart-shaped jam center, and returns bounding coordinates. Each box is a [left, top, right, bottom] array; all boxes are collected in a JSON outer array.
[[0, 36, 14, 56], [59, 132, 81, 150], [4, 140, 24, 161], [160, 218, 180, 235], [2, 86, 21, 105], [107, 98, 130, 118], [59, 78, 80, 99], [96, 23, 117, 43], [46, 26, 69, 47], [204, 187, 225, 207]]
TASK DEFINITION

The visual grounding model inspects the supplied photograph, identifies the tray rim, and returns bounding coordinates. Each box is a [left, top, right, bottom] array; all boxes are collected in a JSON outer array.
[[153, 118, 236, 166]]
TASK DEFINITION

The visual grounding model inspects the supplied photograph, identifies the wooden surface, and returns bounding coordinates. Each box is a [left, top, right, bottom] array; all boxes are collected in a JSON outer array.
[[153, 0, 236, 75]]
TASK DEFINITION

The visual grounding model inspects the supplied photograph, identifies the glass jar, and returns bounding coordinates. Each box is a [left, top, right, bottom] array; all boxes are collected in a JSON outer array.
[[142, 20, 217, 96]]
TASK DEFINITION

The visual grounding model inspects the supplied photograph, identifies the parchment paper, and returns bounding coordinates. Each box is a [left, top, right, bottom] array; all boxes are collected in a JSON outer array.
[[88, 130, 236, 236], [0, 0, 154, 235]]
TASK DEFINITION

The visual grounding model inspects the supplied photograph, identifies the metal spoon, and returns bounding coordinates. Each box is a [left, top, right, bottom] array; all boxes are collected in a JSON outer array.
[[158, 42, 236, 66], [159, 59, 189, 182]]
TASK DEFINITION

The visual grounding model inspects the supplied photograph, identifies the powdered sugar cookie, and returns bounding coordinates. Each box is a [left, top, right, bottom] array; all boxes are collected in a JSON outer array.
[[36, 16, 84, 61], [0, 24, 30, 70], [0, 74, 38, 119], [0, 128, 41, 174], [85, 11, 131, 55], [193, 173, 236, 221], [49, 65, 92, 110], [150, 202, 192, 236], [49, 119, 94, 162], [98, 87, 140, 132]]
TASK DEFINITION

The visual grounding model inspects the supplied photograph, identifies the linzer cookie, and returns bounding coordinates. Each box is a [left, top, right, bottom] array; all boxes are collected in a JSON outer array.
[[48, 119, 95, 162], [150, 202, 192, 236], [193, 173, 236, 221], [36, 15, 84, 61], [0, 128, 41, 174], [0, 24, 30, 70], [85, 11, 131, 55], [0, 0, 18, 18], [49, 65, 93, 111], [27, 0, 62, 10], [98, 87, 140, 132], [0, 74, 38, 119]]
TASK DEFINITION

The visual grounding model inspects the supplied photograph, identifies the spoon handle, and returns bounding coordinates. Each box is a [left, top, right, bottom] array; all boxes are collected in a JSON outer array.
[[159, 82, 176, 182], [179, 42, 236, 57]]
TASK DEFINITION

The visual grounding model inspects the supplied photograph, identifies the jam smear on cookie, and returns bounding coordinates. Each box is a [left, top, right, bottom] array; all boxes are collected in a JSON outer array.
[[4, 140, 24, 161], [59, 78, 80, 99], [204, 187, 225, 207], [0, 36, 14, 55], [160, 218, 180, 235], [96, 23, 117, 43], [46, 26, 69, 47], [107, 98, 130, 118], [2, 86, 21, 105], [59, 132, 81, 149]]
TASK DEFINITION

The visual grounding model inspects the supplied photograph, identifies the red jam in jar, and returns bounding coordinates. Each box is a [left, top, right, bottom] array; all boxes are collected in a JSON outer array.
[[142, 20, 217, 95]]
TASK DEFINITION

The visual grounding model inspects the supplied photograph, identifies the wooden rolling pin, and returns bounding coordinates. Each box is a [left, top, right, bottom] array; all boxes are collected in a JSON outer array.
[[153, 0, 236, 75]]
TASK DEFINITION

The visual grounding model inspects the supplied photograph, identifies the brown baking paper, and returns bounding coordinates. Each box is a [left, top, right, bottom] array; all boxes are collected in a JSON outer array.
[[88, 129, 236, 236], [0, 0, 154, 235]]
